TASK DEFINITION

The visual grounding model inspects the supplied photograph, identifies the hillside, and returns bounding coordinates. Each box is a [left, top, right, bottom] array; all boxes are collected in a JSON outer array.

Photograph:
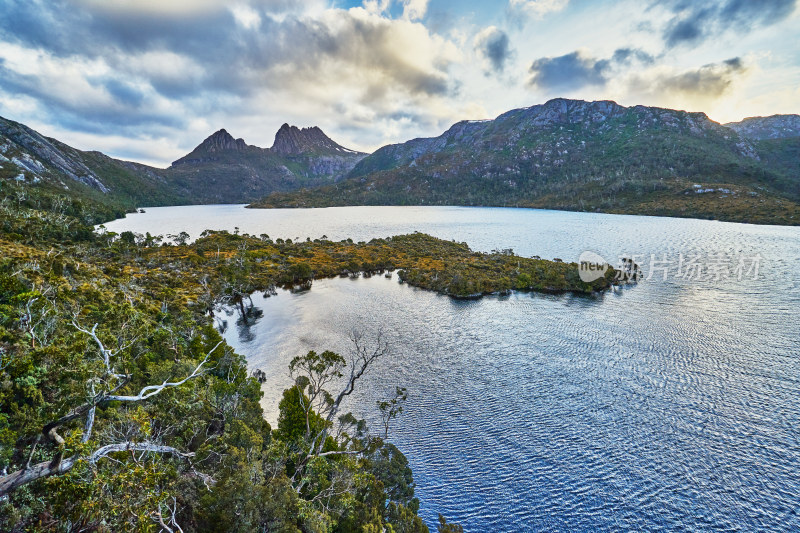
[[725, 114, 800, 140], [250, 99, 800, 225], [163, 125, 366, 203], [0, 115, 367, 218], [0, 116, 189, 220]]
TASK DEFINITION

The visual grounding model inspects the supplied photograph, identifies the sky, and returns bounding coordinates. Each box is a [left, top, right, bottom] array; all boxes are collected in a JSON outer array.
[[0, 0, 798, 167]]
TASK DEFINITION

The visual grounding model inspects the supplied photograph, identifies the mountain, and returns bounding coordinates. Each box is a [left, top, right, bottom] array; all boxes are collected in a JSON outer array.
[[0, 115, 188, 220], [250, 99, 800, 225], [163, 125, 366, 203], [725, 115, 800, 186], [3, 102, 799, 227], [0, 115, 367, 221], [725, 115, 800, 140], [272, 124, 356, 155]]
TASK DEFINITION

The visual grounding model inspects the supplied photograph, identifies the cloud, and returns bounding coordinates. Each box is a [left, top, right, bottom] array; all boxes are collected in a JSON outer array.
[[525, 47, 748, 112], [643, 57, 747, 98], [400, 0, 429, 20], [508, 0, 569, 18], [659, 0, 797, 48], [362, 0, 391, 16], [527, 48, 653, 91], [528, 51, 608, 91], [0, 0, 478, 164], [612, 47, 655, 66], [230, 5, 262, 29], [75, 0, 317, 16], [0, 42, 187, 133], [473, 26, 512, 74], [0, 0, 467, 162]]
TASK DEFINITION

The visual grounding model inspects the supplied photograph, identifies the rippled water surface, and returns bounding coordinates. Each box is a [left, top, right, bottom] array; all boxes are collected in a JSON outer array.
[[107, 206, 800, 531]]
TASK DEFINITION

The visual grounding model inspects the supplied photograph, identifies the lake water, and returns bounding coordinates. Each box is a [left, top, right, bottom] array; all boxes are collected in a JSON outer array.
[[105, 205, 800, 532]]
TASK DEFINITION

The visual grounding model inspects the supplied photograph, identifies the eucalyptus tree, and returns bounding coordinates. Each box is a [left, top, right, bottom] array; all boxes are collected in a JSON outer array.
[[0, 322, 224, 497]]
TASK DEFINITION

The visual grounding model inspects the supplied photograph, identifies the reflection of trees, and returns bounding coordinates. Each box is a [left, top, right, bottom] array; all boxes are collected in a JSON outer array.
[[235, 300, 263, 344]]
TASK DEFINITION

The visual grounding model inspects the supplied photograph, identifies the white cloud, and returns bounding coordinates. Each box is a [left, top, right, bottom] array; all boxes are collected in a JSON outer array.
[[400, 0, 429, 21], [509, 0, 569, 18], [622, 58, 751, 111], [362, 0, 391, 16], [230, 4, 262, 29]]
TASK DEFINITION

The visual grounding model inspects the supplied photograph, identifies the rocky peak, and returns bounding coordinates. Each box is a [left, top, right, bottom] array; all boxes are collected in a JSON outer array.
[[496, 98, 627, 126], [171, 128, 249, 167], [197, 129, 248, 153], [271, 124, 358, 156], [725, 115, 800, 140]]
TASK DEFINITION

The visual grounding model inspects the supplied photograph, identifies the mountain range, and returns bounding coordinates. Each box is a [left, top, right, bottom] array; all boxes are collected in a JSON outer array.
[[1, 99, 799, 225], [251, 99, 800, 225]]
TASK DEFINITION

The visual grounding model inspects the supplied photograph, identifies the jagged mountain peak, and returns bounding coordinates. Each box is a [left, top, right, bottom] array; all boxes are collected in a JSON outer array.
[[271, 123, 361, 156], [171, 128, 249, 167], [198, 128, 248, 152]]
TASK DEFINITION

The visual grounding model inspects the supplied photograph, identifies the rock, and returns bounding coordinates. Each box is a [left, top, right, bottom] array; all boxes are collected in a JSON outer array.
[[726, 115, 800, 140]]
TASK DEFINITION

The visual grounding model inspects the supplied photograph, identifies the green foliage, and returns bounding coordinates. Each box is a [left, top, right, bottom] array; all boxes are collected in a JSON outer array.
[[0, 207, 442, 531], [437, 514, 464, 533], [370, 443, 418, 511], [276, 386, 326, 443]]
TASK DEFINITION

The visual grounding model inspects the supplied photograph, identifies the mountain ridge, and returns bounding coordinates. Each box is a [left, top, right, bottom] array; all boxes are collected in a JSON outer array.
[[725, 114, 800, 140], [250, 98, 800, 226], [0, 115, 189, 217]]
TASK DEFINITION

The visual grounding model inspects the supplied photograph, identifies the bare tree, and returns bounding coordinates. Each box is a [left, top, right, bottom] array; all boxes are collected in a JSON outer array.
[[0, 324, 223, 498], [286, 330, 394, 491], [17, 284, 58, 349], [153, 496, 185, 533]]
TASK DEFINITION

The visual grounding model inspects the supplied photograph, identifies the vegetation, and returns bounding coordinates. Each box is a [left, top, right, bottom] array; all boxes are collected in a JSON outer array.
[[0, 175, 446, 531], [0, 166, 633, 530]]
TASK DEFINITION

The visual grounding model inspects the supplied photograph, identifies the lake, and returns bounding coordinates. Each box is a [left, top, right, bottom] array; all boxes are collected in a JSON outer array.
[[105, 205, 800, 531]]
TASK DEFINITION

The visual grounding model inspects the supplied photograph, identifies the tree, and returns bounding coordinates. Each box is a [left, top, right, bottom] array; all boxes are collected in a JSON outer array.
[[275, 330, 423, 529], [0, 323, 223, 498], [288, 331, 390, 462], [437, 514, 464, 533], [378, 386, 408, 439]]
